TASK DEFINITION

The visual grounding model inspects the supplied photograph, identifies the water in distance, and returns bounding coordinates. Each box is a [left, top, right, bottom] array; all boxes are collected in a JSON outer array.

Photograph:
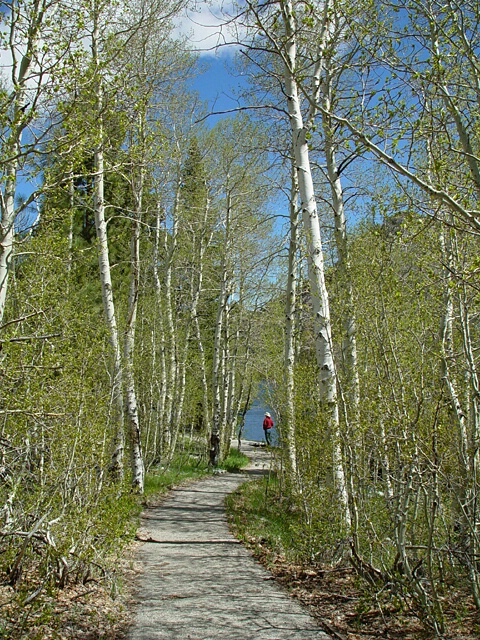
[[239, 400, 276, 444]]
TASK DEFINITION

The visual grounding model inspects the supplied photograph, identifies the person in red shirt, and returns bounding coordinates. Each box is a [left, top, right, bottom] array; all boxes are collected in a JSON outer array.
[[263, 412, 274, 446]]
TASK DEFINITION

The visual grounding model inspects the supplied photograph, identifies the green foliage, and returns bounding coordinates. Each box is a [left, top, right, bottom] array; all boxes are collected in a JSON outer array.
[[227, 471, 349, 565], [144, 448, 210, 498], [0, 212, 134, 613], [220, 448, 250, 473], [259, 192, 480, 631], [226, 476, 299, 561], [5, 0, 480, 635]]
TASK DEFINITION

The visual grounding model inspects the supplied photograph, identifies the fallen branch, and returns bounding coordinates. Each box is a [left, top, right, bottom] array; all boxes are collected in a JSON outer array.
[[349, 543, 384, 586], [0, 310, 45, 331], [0, 410, 65, 417], [315, 618, 347, 640], [0, 333, 62, 344], [135, 533, 240, 544]]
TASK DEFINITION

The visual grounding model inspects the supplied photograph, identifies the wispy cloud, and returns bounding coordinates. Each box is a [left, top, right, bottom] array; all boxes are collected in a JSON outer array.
[[174, 1, 244, 57]]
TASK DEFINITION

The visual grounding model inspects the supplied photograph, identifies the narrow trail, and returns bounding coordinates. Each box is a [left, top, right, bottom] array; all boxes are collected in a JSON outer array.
[[128, 441, 331, 640]]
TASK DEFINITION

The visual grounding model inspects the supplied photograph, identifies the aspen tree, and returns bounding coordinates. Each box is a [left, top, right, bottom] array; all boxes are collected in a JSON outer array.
[[124, 139, 144, 492], [280, 0, 350, 523], [193, 191, 214, 437], [162, 179, 180, 456], [182, 183, 213, 443], [84, 0, 185, 483], [207, 116, 273, 465], [116, 12, 187, 489], [168, 140, 213, 454], [210, 187, 230, 465], [0, 0, 79, 325], [311, 0, 480, 233], [235, 0, 350, 517], [90, 0, 125, 478], [284, 159, 299, 483], [152, 201, 168, 460]]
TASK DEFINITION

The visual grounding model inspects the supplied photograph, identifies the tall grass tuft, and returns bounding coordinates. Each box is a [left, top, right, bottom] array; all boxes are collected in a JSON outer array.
[[220, 448, 250, 472]]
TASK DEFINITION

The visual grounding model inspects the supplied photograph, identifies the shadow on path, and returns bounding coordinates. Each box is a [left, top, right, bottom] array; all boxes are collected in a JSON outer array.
[[128, 440, 331, 640]]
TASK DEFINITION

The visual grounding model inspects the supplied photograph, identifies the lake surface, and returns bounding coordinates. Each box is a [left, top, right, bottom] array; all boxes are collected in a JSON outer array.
[[239, 400, 275, 443]]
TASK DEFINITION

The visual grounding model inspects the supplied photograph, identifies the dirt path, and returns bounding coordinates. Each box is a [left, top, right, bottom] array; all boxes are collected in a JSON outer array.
[[128, 442, 331, 640]]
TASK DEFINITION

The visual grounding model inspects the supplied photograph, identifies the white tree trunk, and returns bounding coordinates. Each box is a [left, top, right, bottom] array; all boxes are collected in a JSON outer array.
[[0, 167, 17, 326], [187, 192, 212, 436], [439, 227, 469, 468], [0, 0, 40, 325], [124, 166, 145, 492], [153, 204, 168, 461], [92, 17, 124, 479], [222, 317, 236, 459], [67, 171, 75, 274], [322, 73, 360, 417], [94, 140, 125, 478], [168, 204, 213, 453], [162, 183, 181, 457], [284, 160, 299, 482], [438, 222, 480, 608], [211, 293, 226, 465], [210, 191, 231, 465], [220, 300, 231, 453], [281, 0, 349, 524]]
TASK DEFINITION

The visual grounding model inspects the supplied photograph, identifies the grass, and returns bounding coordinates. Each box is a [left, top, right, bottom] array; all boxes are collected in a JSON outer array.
[[144, 446, 250, 499], [225, 474, 299, 561], [144, 451, 210, 498], [220, 447, 250, 472]]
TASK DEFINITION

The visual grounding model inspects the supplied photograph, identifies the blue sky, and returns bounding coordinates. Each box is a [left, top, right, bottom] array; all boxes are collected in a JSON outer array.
[[11, 3, 259, 228], [174, 2, 250, 121], [191, 56, 245, 119]]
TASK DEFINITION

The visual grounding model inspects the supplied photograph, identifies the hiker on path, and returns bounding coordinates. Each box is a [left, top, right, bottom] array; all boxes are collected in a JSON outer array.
[[263, 412, 274, 445]]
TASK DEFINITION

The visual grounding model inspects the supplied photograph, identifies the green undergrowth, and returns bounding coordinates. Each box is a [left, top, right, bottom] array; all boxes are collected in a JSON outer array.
[[220, 448, 250, 472], [144, 453, 210, 499], [225, 474, 300, 563], [144, 447, 249, 500]]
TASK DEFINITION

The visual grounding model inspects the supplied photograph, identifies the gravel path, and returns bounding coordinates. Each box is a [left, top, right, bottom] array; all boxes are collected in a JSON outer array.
[[128, 442, 331, 640]]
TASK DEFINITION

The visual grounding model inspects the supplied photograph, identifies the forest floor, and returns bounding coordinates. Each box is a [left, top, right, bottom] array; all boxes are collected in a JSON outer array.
[[123, 442, 480, 640], [225, 448, 480, 640], [125, 440, 329, 639], [123, 440, 479, 639], [6, 442, 478, 639], [240, 541, 479, 640]]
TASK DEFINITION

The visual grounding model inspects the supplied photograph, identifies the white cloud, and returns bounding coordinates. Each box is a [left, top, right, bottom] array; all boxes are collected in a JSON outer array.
[[174, 1, 245, 57]]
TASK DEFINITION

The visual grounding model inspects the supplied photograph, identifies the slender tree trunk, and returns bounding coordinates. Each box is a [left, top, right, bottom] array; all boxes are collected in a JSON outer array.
[[153, 204, 167, 462], [0, 1, 38, 325], [173, 190, 213, 454], [195, 312, 210, 432], [124, 164, 145, 492], [0, 166, 17, 326], [162, 183, 181, 457], [169, 346, 188, 461], [67, 171, 75, 274], [283, 158, 299, 483], [219, 299, 231, 456], [439, 226, 469, 473], [322, 68, 360, 539], [439, 224, 480, 609], [429, 21, 480, 195], [189, 195, 213, 438], [92, 16, 124, 479], [222, 323, 238, 459], [210, 191, 231, 466], [237, 381, 252, 453], [376, 381, 393, 500], [230, 314, 253, 455], [322, 72, 360, 417], [281, 0, 349, 524]]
